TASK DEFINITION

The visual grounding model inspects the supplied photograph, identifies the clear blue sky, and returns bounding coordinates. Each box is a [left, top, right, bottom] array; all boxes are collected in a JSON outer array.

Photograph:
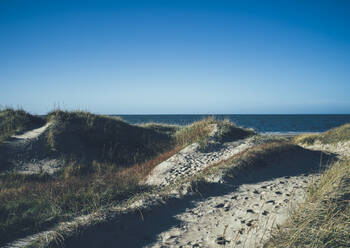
[[1, 0, 349, 114]]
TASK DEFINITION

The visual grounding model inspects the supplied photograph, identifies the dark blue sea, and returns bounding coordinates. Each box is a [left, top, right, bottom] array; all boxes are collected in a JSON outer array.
[[117, 115, 350, 134]]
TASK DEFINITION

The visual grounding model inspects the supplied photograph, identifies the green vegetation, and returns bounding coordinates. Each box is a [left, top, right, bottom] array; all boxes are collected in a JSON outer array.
[[294, 123, 350, 145], [0, 108, 45, 143], [266, 158, 350, 248]]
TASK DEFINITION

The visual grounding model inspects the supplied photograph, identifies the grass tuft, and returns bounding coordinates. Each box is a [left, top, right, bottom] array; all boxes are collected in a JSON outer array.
[[294, 123, 350, 145], [265, 159, 350, 248]]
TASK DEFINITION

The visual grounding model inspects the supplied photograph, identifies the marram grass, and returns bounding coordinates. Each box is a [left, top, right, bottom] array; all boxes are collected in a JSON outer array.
[[265, 159, 350, 248]]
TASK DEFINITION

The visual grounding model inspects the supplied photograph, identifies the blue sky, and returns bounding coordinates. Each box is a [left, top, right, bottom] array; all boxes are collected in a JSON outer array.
[[1, 0, 349, 114]]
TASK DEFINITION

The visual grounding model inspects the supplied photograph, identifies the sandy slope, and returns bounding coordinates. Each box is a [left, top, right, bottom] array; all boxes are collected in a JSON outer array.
[[145, 139, 255, 187], [300, 140, 350, 158], [0, 122, 61, 174]]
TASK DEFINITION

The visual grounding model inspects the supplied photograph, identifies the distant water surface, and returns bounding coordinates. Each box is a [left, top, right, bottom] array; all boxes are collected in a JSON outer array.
[[116, 115, 350, 133]]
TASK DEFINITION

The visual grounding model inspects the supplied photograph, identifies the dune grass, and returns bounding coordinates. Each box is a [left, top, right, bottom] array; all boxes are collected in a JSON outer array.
[[0, 108, 45, 143], [265, 158, 350, 248], [215, 119, 255, 143], [46, 110, 174, 167], [138, 122, 180, 136], [0, 146, 183, 246], [175, 117, 255, 151], [294, 123, 350, 145]]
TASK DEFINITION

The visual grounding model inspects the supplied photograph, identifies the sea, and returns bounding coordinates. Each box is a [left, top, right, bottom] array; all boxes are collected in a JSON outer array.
[[117, 115, 350, 134]]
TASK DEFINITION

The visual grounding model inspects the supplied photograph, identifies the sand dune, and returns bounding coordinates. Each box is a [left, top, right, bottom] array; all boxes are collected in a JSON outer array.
[[62, 141, 333, 248]]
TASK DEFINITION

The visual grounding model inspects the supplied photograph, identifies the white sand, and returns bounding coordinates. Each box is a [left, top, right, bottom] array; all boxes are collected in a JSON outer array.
[[11, 122, 51, 140], [145, 139, 255, 187]]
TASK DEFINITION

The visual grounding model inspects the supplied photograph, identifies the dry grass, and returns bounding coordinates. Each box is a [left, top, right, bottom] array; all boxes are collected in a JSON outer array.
[[265, 158, 350, 248], [174, 117, 216, 147], [175, 117, 255, 151], [294, 123, 350, 145], [0, 146, 182, 246]]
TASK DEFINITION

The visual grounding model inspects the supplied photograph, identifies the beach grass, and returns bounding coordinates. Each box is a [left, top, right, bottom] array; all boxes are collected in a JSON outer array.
[[266, 123, 350, 247], [294, 123, 350, 145], [0, 145, 184, 246], [265, 158, 350, 248], [46, 110, 174, 167]]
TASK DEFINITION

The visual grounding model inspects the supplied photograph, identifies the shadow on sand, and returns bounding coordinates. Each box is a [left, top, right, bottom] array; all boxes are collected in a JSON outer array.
[[64, 147, 336, 248]]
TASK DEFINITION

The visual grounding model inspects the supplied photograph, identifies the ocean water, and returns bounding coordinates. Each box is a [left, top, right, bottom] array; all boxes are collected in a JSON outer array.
[[117, 115, 350, 134]]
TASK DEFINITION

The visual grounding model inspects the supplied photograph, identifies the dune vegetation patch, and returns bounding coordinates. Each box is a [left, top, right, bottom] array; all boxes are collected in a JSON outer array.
[[0, 145, 183, 246], [265, 158, 350, 248], [215, 119, 255, 143], [294, 123, 350, 145], [138, 122, 180, 136], [0, 108, 45, 143], [46, 110, 174, 167], [1, 110, 257, 246]]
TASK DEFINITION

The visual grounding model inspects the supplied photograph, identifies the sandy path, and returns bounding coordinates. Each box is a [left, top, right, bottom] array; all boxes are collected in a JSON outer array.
[[146, 174, 313, 248], [10, 122, 51, 141], [0, 122, 61, 174]]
